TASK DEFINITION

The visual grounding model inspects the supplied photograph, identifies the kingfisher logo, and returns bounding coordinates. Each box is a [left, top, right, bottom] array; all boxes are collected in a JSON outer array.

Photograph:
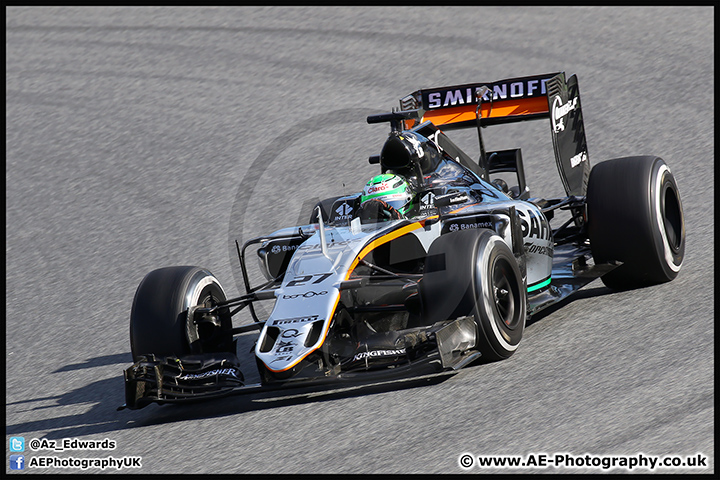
[[353, 348, 406, 361], [569, 150, 588, 168], [402, 133, 424, 157], [551, 95, 578, 133], [177, 368, 240, 381]]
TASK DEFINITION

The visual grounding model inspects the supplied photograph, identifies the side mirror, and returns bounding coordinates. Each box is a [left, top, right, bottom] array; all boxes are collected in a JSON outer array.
[[486, 148, 530, 200]]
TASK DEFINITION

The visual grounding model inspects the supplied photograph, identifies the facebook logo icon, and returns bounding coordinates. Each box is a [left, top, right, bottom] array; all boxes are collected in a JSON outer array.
[[10, 455, 25, 470]]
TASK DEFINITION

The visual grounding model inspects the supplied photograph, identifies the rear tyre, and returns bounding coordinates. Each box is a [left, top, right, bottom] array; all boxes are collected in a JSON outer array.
[[130, 266, 232, 362], [421, 229, 526, 361], [587, 156, 685, 290]]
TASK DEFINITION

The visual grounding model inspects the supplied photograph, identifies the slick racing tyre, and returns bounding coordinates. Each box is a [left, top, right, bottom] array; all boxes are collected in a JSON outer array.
[[587, 156, 685, 290], [130, 266, 232, 362], [421, 228, 526, 361]]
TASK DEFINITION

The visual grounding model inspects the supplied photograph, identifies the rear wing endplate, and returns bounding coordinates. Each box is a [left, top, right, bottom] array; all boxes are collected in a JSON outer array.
[[398, 72, 590, 196], [545, 73, 590, 196]]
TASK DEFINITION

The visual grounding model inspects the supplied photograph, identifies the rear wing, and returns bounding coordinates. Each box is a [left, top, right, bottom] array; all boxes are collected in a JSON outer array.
[[397, 72, 590, 196], [401, 72, 559, 129]]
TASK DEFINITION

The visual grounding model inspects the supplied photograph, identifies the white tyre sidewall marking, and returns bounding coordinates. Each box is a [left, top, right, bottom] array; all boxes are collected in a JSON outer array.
[[186, 274, 226, 309], [477, 236, 522, 353], [655, 164, 682, 273]]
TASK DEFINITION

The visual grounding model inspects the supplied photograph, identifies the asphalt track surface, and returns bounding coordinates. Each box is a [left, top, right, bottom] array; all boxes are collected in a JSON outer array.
[[6, 7, 714, 474]]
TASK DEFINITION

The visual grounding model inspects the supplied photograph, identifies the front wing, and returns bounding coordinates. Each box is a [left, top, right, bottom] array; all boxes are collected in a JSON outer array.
[[120, 316, 480, 410]]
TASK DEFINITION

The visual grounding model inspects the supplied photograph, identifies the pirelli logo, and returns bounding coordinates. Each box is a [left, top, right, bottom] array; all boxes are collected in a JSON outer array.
[[421, 73, 559, 110], [271, 314, 320, 326]]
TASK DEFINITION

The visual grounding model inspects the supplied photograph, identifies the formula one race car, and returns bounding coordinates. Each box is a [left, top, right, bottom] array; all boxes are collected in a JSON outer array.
[[121, 72, 685, 410]]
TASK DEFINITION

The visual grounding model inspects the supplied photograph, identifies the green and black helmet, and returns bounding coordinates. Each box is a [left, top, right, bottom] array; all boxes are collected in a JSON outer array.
[[360, 173, 414, 216]]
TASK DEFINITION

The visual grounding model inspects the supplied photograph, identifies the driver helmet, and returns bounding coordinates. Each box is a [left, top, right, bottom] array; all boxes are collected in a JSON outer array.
[[361, 173, 414, 216]]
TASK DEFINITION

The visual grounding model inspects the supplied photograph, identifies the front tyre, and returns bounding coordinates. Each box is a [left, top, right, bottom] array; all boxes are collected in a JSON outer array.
[[421, 229, 526, 361], [129, 266, 232, 362], [587, 156, 685, 290]]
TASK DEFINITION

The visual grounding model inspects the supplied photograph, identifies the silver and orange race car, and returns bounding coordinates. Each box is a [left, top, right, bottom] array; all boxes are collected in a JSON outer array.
[[121, 72, 685, 410]]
